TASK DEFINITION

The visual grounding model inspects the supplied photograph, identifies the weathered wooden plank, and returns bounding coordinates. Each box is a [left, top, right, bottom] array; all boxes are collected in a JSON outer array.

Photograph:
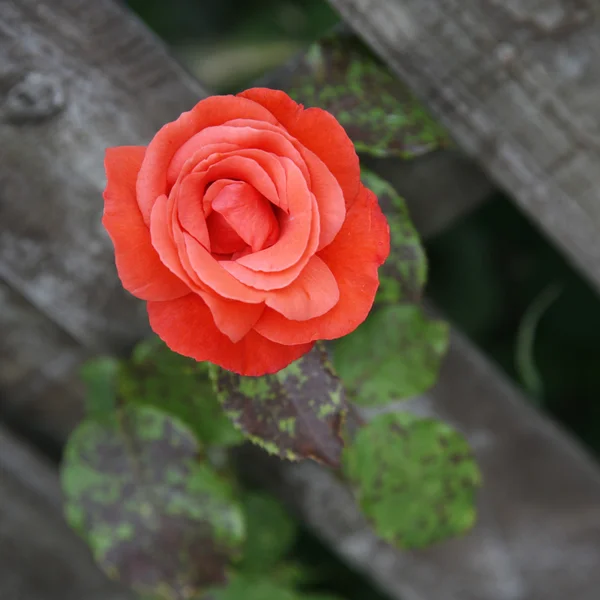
[[0, 423, 133, 600], [243, 327, 600, 600], [0, 0, 206, 350], [364, 151, 492, 238], [327, 0, 600, 292], [0, 278, 85, 443]]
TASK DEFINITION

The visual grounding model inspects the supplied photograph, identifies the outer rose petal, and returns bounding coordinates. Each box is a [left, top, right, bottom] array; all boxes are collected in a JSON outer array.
[[238, 88, 360, 207], [254, 185, 390, 344], [198, 290, 265, 343], [103, 147, 190, 301], [265, 255, 339, 321], [148, 294, 314, 376], [137, 95, 280, 223]]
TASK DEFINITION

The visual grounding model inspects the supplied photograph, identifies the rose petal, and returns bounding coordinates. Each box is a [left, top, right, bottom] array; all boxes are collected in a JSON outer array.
[[220, 118, 346, 249], [238, 88, 360, 207], [183, 232, 265, 303], [212, 181, 279, 252], [254, 185, 390, 344], [148, 294, 313, 376], [220, 194, 320, 291], [149, 194, 198, 292], [167, 142, 240, 189], [265, 255, 339, 321], [198, 290, 265, 343], [192, 154, 280, 206], [103, 147, 190, 301], [137, 95, 280, 223], [169, 124, 309, 185], [203, 178, 236, 214], [235, 158, 312, 272], [175, 173, 211, 250], [206, 211, 248, 255]]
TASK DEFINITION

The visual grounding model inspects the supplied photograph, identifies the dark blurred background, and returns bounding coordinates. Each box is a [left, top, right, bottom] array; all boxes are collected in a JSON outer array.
[[124, 0, 600, 596]]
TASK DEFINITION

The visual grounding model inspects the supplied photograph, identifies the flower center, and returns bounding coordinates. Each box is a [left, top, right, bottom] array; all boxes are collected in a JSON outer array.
[[205, 180, 279, 260]]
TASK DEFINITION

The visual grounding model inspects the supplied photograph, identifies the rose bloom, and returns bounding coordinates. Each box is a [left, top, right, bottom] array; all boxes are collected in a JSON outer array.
[[103, 88, 389, 376]]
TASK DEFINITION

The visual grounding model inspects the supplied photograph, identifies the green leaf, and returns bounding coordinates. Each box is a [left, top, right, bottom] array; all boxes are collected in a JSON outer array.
[[288, 32, 449, 158], [334, 305, 449, 406], [120, 337, 245, 448], [210, 576, 299, 600], [361, 169, 427, 304], [80, 357, 119, 419], [209, 575, 340, 600], [211, 344, 347, 467], [61, 405, 245, 598], [343, 412, 481, 548], [239, 493, 297, 574], [515, 283, 562, 402], [269, 562, 314, 588]]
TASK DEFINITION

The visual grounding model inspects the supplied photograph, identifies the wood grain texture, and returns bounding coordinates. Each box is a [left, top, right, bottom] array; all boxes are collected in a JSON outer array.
[[0, 0, 207, 351], [328, 0, 600, 292], [0, 278, 85, 444], [243, 328, 600, 600]]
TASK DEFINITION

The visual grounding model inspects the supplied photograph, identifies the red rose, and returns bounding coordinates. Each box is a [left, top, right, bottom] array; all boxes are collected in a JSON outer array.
[[103, 88, 389, 375]]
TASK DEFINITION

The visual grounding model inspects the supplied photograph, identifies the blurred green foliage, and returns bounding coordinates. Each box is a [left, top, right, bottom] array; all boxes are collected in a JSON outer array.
[[127, 0, 338, 44], [426, 195, 600, 455], [126, 0, 339, 91]]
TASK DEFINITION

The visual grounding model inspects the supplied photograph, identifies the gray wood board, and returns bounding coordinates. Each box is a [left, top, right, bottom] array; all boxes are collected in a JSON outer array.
[[328, 0, 600, 293], [0, 423, 134, 600], [0, 0, 206, 350]]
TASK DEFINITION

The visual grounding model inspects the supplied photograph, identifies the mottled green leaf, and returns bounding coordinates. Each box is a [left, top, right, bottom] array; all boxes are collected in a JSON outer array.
[[343, 412, 481, 548], [121, 337, 244, 448], [212, 345, 347, 467], [362, 169, 427, 304], [61, 405, 245, 598], [239, 493, 297, 574], [80, 357, 119, 419], [334, 305, 449, 406], [288, 32, 449, 158]]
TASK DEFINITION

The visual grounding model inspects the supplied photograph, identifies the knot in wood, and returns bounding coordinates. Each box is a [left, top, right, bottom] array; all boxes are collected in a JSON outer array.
[[3, 72, 65, 124]]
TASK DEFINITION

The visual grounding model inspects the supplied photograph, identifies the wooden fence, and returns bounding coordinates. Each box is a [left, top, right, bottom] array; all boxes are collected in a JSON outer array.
[[1, 1, 600, 599]]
